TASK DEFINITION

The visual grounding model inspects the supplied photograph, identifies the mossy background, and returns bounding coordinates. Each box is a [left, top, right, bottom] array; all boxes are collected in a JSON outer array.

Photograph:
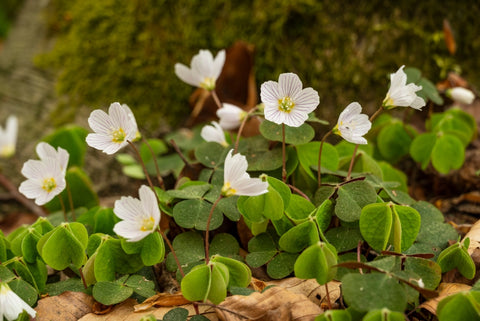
[[37, 0, 480, 133]]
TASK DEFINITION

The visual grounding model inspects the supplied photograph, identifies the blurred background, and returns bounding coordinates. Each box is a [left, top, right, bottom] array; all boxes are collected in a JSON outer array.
[[1, 0, 479, 192]]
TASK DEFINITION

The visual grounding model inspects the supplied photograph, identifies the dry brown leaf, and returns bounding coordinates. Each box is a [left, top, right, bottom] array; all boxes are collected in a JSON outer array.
[[80, 299, 218, 321], [465, 218, 480, 255], [216, 284, 323, 321], [443, 19, 456, 55], [134, 293, 190, 312], [267, 277, 341, 307], [419, 282, 471, 315], [35, 291, 95, 321]]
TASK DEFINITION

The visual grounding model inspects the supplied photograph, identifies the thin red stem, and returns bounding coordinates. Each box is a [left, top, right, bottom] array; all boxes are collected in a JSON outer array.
[[66, 181, 75, 221], [142, 137, 165, 190], [346, 144, 359, 181], [234, 107, 257, 154], [211, 90, 222, 109], [127, 140, 154, 189], [317, 130, 333, 187], [282, 124, 287, 182], [159, 229, 184, 277]]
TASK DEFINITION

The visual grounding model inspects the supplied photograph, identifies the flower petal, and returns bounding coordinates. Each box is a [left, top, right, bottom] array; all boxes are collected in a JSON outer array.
[[278, 73, 302, 98]]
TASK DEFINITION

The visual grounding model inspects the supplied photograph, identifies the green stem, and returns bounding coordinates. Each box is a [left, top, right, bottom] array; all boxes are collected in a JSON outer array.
[[234, 107, 257, 154], [205, 195, 223, 264], [142, 136, 165, 190], [317, 130, 333, 187], [282, 123, 287, 182]]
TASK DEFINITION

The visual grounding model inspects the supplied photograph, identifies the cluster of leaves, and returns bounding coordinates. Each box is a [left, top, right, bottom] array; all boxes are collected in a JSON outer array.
[[4, 68, 479, 321], [37, 0, 480, 130]]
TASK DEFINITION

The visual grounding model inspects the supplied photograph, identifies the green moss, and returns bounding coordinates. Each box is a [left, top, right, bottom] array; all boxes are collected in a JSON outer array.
[[37, 0, 480, 132]]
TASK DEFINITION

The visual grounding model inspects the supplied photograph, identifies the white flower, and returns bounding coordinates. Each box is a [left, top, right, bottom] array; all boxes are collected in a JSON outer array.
[[201, 121, 228, 147], [447, 87, 475, 104], [113, 185, 161, 242], [334, 102, 372, 145], [0, 282, 36, 320], [19, 157, 66, 206], [222, 149, 269, 197], [174, 49, 226, 91], [36, 142, 69, 174], [216, 103, 247, 130], [383, 66, 425, 110], [86, 102, 138, 155], [0, 115, 18, 158], [260, 73, 320, 127]]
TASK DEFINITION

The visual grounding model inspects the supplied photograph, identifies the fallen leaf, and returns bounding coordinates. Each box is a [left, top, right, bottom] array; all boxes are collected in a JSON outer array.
[[35, 291, 95, 321], [464, 219, 480, 255], [80, 299, 218, 321], [134, 293, 190, 312], [267, 277, 341, 307], [419, 282, 471, 315], [216, 284, 323, 321]]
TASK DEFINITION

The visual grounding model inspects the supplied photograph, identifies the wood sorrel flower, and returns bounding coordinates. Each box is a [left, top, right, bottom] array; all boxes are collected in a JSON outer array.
[[333, 102, 372, 145], [113, 185, 161, 242], [86, 102, 138, 155], [0, 282, 36, 320], [260, 73, 319, 127], [201, 121, 228, 147], [174, 49, 226, 91], [19, 156, 66, 205], [0, 115, 18, 158], [221, 149, 269, 197], [216, 103, 247, 130], [447, 87, 475, 104], [382, 65, 425, 110]]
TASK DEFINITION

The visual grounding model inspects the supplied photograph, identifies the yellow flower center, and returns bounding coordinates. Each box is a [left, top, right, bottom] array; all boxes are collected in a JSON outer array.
[[0, 144, 14, 158], [221, 182, 237, 197], [140, 216, 155, 231], [382, 94, 394, 109], [278, 97, 295, 113], [42, 177, 57, 192], [200, 77, 216, 91], [111, 128, 126, 143]]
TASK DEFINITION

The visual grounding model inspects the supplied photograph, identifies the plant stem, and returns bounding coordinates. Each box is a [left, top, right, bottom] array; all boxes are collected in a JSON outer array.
[[317, 130, 333, 187], [325, 283, 332, 310], [58, 194, 67, 222], [287, 184, 310, 202], [357, 240, 363, 274], [369, 106, 384, 122], [0, 172, 46, 217], [142, 137, 165, 190], [78, 267, 88, 289], [346, 144, 359, 181], [66, 181, 75, 221], [170, 139, 191, 167], [234, 107, 257, 154], [211, 89, 222, 109], [158, 229, 185, 277], [282, 123, 287, 182], [127, 140, 155, 190], [205, 195, 223, 265]]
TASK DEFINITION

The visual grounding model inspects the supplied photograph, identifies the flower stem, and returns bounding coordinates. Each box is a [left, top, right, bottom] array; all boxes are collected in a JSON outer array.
[[78, 267, 88, 289], [57, 194, 68, 222], [346, 144, 359, 181], [66, 181, 75, 221], [317, 130, 333, 187], [282, 123, 287, 183], [127, 140, 155, 190], [234, 107, 257, 154], [170, 139, 191, 167], [287, 184, 310, 202], [205, 195, 223, 265], [142, 136, 165, 190], [369, 106, 384, 122], [158, 229, 185, 277], [211, 89, 222, 109]]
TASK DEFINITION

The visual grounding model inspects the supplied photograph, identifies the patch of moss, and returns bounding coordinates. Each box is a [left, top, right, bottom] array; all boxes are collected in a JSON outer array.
[[37, 0, 480, 132]]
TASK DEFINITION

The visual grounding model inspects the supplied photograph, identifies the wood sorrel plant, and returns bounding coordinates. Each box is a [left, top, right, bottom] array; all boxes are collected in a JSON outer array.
[[3, 48, 477, 320]]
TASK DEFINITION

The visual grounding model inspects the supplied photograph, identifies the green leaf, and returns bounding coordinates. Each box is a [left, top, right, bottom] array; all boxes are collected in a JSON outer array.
[[37, 223, 88, 270], [437, 240, 475, 279], [315, 310, 352, 321], [392, 204, 421, 252], [341, 273, 407, 312], [166, 232, 205, 272], [267, 176, 292, 209], [279, 221, 318, 253], [139, 232, 165, 266], [93, 281, 134, 305], [140, 138, 168, 162], [8, 279, 38, 306], [431, 134, 465, 174], [45, 278, 87, 296], [125, 274, 156, 299], [410, 133, 436, 170], [296, 142, 339, 180], [209, 233, 240, 259], [217, 196, 241, 221], [362, 309, 406, 321], [418, 77, 444, 105], [238, 187, 284, 222], [77, 206, 119, 236], [173, 199, 223, 231], [377, 122, 414, 163], [180, 262, 229, 304], [336, 180, 377, 222], [326, 226, 363, 252], [194, 142, 227, 168], [359, 203, 392, 252], [246, 233, 277, 268], [163, 307, 189, 321], [0, 265, 16, 283], [260, 120, 315, 145], [437, 292, 480, 321], [238, 136, 283, 171], [266, 252, 298, 279], [122, 164, 145, 179], [285, 194, 315, 223], [211, 256, 251, 288], [294, 242, 337, 285], [167, 182, 212, 200], [315, 199, 334, 232]]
